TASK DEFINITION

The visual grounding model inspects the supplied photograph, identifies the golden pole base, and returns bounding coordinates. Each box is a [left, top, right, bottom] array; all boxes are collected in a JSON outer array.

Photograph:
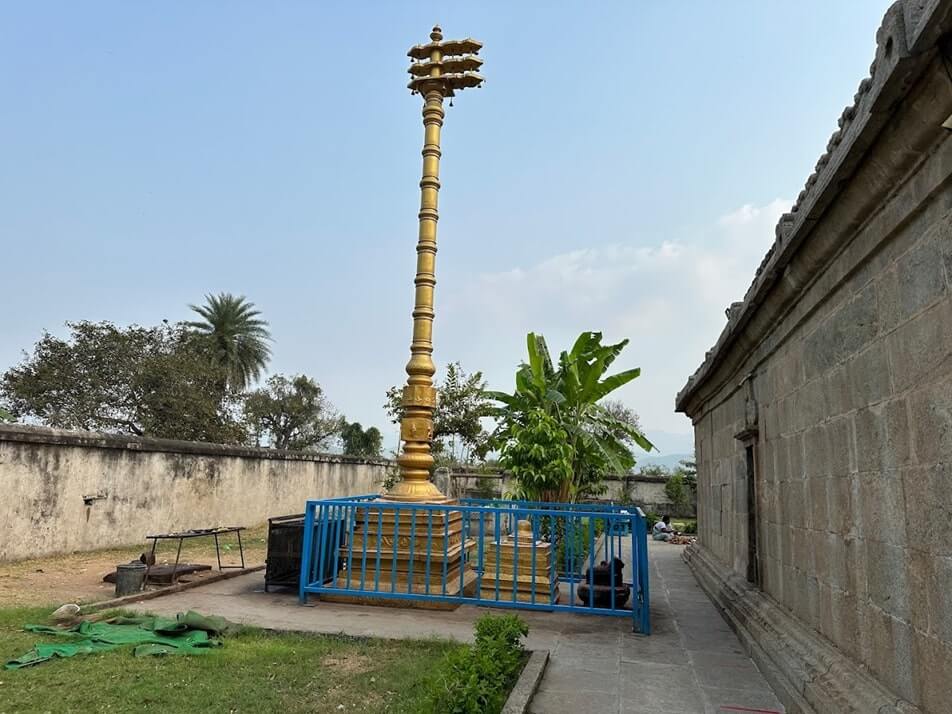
[[379, 477, 451, 504]]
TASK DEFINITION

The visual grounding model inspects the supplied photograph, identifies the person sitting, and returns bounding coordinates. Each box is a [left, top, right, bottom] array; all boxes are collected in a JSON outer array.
[[652, 515, 678, 542]]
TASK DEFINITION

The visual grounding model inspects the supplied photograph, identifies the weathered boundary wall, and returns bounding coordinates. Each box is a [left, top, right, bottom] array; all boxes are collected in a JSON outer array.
[[444, 472, 683, 515], [676, 3, 952, 712], [0, 424, 390, 563]]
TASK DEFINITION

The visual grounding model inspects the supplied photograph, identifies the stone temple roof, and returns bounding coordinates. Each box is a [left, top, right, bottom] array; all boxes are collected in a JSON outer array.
[[675, 0, 952, 413]]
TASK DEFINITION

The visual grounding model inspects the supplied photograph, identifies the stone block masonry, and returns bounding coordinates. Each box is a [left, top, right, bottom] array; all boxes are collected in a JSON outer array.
[[0, 424, 389, 562], [677, 1, 952, 712]]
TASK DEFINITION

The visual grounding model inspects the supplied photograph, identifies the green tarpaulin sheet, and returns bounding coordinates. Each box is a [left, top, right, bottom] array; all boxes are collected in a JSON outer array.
[[4, 611, 236, 670]]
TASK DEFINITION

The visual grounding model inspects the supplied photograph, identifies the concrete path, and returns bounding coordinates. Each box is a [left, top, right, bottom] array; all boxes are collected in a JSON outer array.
[[127, 543, 783, 714]]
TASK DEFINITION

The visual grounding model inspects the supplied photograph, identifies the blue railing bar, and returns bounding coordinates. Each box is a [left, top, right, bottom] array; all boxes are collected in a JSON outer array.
[[548, 515, 556, 603], [316, 504, 329, 591], [299, 502, 316, 603], [425, 510, 433, 595], [568, 516, 575, 605], [631, 522, 640, 632], [530, 514, 537, 606], [588, 517, 595, 609], [638, 515, 650, 633], [332, 506, 342, 589], [360, 506, 368, 590], [476, 511, 485, 602], [297, 497, 651, 634], [408, 510, 417, 593], [457, 507, 464, 598], [304, 498, 645, 521], [441, 510, 449, 596], [346, 505, 356, 587], [306, 495, 644, 513], [609, 518, 616, 611], [512, 512, 520, 604], [391, 507, 400, 594], [494, 509, 501, 602], [298, 584, 639, 620], [374, 507, 383, 593], [633, 517, 641, 631]]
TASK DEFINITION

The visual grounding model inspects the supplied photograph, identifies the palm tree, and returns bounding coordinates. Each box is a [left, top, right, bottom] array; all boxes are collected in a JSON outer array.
[[187, 293, 272, 391]]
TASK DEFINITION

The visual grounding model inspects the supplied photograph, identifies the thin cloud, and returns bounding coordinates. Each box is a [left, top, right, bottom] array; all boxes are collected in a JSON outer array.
[[441, 199, 790, 440]]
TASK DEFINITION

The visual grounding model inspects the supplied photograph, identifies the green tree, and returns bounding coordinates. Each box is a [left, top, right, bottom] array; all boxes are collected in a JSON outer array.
[[664, 472, 691, 514], [0, 321, 245, 442], [340, 421, 383, 457], [674, 456, 697, 510], [136, 330, 248, 442], [0, 406, 13, 423], [678, 457, 697, 487], [187, 293, 271, 391], [488, 332, 654, 502], [384, 361, 490, 464], [244, 374, 340, 451]]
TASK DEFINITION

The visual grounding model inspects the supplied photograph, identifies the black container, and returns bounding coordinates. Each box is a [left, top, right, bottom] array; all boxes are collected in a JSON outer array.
[[115, 562, 146, 596], [264, 513, 345, 592], [576, 557, 631, 608], [265, 514, 305, 592]]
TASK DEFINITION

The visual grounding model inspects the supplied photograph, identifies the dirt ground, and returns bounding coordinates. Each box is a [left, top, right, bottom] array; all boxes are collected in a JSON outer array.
[[0, 524, 268, 607]]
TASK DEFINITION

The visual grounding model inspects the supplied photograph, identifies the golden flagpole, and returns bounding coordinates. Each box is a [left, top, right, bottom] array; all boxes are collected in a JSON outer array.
[[384, 26, 484, 503]]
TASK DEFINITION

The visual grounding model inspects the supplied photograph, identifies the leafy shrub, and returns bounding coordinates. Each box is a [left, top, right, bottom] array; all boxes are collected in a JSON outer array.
[[682, 521, 697, 534], [421, 613, 528, 714], [474, 612, 528, 651]]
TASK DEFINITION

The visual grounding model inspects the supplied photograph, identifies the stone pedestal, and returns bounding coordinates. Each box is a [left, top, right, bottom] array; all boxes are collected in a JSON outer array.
[[321, 504, 476, 610], [480, 520, 560, 606]]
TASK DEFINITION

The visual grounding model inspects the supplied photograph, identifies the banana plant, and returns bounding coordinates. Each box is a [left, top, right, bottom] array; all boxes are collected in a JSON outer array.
[[487, 331, 654, 502]]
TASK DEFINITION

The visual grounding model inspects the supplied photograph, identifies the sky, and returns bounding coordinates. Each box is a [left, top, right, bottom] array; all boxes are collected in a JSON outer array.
[[0, 1, 893, 456]]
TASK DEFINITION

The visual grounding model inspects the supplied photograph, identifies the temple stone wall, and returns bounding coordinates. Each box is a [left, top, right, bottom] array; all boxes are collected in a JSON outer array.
[[0, 424, 389, 563], [677, 2, 952, 711]]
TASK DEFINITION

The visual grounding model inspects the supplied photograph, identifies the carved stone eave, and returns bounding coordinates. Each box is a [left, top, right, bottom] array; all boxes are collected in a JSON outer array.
[[675, 0, 952, 419]]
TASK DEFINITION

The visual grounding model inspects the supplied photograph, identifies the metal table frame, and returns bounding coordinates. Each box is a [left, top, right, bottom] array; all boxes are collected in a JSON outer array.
[[144, 527, 246, 587]]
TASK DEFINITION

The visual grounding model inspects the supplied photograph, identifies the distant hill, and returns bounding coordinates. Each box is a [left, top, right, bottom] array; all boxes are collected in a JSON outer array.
[[641, 430, 694, 455], [635, 452, 693, 471]]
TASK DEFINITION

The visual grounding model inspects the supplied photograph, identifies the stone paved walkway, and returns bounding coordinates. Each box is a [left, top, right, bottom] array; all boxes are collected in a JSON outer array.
[[127, 543, 783, 713], [530, 544, 784, 714]]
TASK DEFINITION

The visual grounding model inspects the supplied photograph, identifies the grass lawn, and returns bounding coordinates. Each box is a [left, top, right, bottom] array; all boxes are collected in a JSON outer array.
[[0, 606, 461, 713]]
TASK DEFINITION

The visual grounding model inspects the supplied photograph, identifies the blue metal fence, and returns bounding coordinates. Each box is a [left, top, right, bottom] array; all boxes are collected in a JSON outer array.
[[298, 495, 650, 633]]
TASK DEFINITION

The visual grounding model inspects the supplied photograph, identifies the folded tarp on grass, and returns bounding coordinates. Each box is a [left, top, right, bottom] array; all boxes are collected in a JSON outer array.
[[4, 611, 236, 669]]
